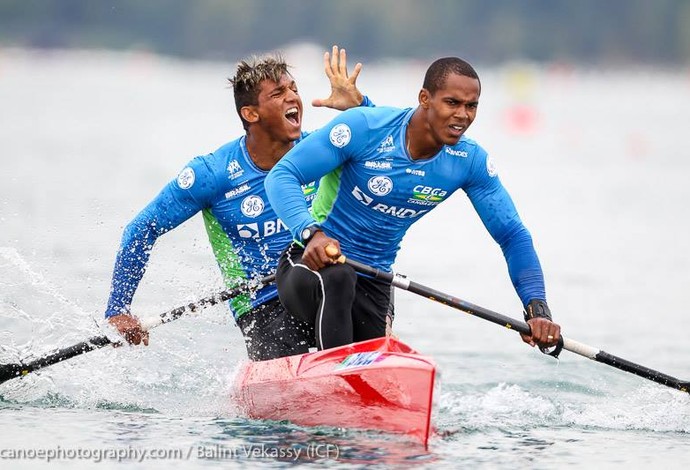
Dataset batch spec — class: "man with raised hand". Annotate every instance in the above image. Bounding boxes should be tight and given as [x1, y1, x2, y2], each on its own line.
[105, 46, 374, 360]
[265, 57, 561, 352]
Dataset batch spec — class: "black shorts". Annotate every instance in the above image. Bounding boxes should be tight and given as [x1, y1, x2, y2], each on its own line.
[276, 242, 393, 350]
[235, 297, 315, 361]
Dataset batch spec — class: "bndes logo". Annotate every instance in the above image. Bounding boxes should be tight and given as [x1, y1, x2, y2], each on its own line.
[371, 203, 428, 219]
[445, 148, 468, 158]
[237, 219, 289, 239]
[352, 186, 373, 205]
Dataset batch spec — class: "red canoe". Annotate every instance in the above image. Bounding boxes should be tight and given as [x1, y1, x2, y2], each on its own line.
[232, 337, 437, 448]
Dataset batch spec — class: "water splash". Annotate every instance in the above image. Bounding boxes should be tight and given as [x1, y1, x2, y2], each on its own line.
[436, 383, 559, 432]
[435, 380, 690, 436]
[0, 247, 101, 363]
[561, 385, 690, 433]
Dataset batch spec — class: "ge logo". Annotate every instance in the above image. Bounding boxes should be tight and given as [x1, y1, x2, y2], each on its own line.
[176, 167, 195, 189]
[240, 195, 264, 218]
[367, 176, 393, 196]
[329, 123, 351, 148]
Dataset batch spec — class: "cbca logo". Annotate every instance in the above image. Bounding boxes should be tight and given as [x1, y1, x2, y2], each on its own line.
[301, 181, 317, 197]
[412, 185, 447, 202]
[367, 176, 393, 196]
[240, 195, 264, 217]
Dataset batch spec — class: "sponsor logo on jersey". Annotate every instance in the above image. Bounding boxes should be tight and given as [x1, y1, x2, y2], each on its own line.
[237, 219, 288, 239]
[364, 160, 393, 170]
[486, 155, 498, 177]
[371, 203, 428, 219]
[405, 168, 426, 177]
[240, 195, 264, 218]
[227, 159, 245, 180]
[237, 223, 259, 239]
[376, 135, 395, 153]
[301, 181, 317, 196]
[367, 176, 393, 196]
[352, 184, 428, 218]
[225, 183, 251, 199]
[445, 147, 469, 158]
[329, 123, 351, 148]
[352, 186, 373, 205]
[176, 167, 195, 189]
[411, 185, 448, 203]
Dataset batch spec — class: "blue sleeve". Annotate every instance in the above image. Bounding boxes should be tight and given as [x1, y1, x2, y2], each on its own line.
[464, 148, 546, 307]
[265, 108, 370, 241]
[104, 157, 217, 317]
[360, 95, 375, 108]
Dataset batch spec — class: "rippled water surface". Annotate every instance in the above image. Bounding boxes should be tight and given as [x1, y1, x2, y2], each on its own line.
[1, 48, 689, 468]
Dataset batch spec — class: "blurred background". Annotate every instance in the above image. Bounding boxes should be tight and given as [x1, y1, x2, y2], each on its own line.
[0, 0, 690, 68]
[1, 0, 690, 66]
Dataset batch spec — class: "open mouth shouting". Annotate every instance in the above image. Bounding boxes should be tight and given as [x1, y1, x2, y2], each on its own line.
[285, 106, 301, 128]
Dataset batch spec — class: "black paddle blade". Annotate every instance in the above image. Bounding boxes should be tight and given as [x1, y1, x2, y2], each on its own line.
[0, 362, 26, 385]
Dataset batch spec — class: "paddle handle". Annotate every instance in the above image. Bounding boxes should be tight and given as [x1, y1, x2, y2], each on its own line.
[344, 257, 533, 333]
[140, 273, 276, 331]
[562, 338, 689, 393]
[341, 256, 690, 395]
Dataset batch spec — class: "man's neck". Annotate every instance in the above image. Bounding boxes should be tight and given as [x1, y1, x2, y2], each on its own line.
[406, 107, 442, 161]
[244, 132, 294, 171]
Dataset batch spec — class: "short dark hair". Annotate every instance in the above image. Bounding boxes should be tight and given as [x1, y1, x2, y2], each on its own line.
[422, 57, 480, 94]
[228, 54, 292, 130]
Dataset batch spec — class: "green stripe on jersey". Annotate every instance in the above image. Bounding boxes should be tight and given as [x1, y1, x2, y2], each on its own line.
[311, 167, 342, 223]
[202, 209, 252, 316]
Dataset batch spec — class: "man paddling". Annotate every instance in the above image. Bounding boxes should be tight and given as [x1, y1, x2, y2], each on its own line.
[105, 46, 374, 360]
[265, 57, 561, 351]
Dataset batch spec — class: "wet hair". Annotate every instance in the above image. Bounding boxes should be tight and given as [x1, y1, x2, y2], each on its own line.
[422, 57, 481, 95]
[228, 54, 292, 130]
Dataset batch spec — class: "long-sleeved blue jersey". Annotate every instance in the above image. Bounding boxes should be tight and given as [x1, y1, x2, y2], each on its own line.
[105, 97, 376, 319]
[265, 106, 546, 306]
[105, 134, 317, 319]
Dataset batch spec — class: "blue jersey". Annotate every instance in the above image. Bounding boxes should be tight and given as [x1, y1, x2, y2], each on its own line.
[105, 97, 375, 319]
[105, 134, 317, 319]
[265, 106, 546, 306]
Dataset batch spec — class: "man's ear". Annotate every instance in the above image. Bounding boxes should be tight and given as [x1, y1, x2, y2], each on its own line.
[419, 89, 430, 109]
[240, 106, 259, 124]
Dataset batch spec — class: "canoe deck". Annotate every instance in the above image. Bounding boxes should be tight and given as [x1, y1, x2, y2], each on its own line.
[232, 336, 437, 448]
